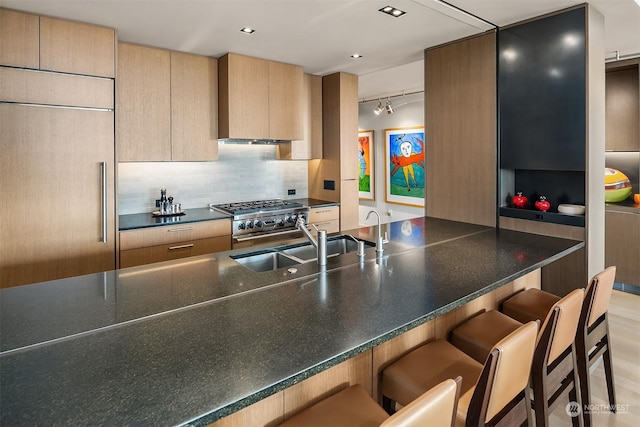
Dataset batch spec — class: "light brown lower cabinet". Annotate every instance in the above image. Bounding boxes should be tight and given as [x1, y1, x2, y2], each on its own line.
[119, 237, 230, 268]
[308, 205, 340, 235]
[119, 219, 231, 268]
[605, 210, 640, 286]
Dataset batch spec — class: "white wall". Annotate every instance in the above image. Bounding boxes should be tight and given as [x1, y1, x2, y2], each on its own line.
[358, 91, 425, 225]
[118, 144, 309, 214]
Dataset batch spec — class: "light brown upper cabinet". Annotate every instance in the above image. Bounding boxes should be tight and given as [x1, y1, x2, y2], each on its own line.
[40, 16, 115, 78]
[278, 73, 323, 160]
[0, 8, 115, 78]
[218, 54, 269, 140]
[117, 43, 218, 161]
[0, 9, 39, 68]
[605, 61, 639, 151]
[117, 43, 171, 161]
[268, 60, 304, 140]
[218, 53, 303, 141]
[170, 51, 218, 161]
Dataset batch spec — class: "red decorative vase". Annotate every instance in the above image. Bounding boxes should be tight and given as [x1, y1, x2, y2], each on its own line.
[513, 192, 528, 209]
[535, 196, 551, 212]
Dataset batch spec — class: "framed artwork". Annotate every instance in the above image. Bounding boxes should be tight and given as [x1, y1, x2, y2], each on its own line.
[358, 129, 375, 200]
[384, 126, 425, 207]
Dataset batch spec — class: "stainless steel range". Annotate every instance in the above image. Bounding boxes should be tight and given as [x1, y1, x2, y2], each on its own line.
[210, 199, 309, 248]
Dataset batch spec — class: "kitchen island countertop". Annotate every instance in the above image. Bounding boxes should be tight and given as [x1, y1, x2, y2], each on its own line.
[0, 217, 583, 426]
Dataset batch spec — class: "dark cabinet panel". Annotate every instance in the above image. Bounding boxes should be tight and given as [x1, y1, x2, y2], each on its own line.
[499, 7, 586, 171]
[498, 6, 589, 228]
[606, 65, 640, 152]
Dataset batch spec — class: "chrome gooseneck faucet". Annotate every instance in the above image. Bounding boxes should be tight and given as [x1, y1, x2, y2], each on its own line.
[296, 217, 327, 267]
[366, 210, 388, 255]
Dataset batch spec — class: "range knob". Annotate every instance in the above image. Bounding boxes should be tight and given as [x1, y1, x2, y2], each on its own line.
[255, 220, 263, 228]
[277, 219, 285, 227]
[238, 222, 246, 230]
[246, 220, 254, 229]
[286, 215, 295, 223]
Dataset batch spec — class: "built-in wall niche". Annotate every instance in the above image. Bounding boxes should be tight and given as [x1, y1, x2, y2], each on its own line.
[498, 6, 587, 228]
[499, 169, 585, 226]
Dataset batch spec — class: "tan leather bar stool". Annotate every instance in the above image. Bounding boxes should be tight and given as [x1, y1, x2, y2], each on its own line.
[575, 267, 617, 427]
[450, 289, 585, 427]
[501, 267, 617, 427]
[381, 321, 538, 427]
[279, 377, 462, 427]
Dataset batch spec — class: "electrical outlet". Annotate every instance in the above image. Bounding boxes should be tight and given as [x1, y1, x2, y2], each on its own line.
[288, 189, 296, 195]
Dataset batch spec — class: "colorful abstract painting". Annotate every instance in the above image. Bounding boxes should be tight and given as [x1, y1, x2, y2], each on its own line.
[384, 126, 425, 207]
[358, 130, 374, 200]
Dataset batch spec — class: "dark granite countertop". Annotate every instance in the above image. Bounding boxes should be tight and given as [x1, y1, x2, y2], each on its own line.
[605, 201, 640, 214]
[119, 207, 232, 231]
[289, 197, 340, 208]
[0, 217, 583, 426]
[118, 200, 338, 231]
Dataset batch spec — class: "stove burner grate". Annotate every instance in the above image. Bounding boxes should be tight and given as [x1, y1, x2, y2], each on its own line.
[212, 199, 303, 215]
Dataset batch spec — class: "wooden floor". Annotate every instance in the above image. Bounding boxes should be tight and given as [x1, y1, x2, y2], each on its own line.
[549, 290, 640, 426]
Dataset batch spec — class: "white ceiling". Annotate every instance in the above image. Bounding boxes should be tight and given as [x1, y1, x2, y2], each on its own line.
[3, 0, 639, 99]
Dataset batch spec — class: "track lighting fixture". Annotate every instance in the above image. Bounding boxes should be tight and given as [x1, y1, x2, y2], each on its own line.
[362, 90, 423, 117]
[373, 99, 384, 115]
[385, 98, 394, 114]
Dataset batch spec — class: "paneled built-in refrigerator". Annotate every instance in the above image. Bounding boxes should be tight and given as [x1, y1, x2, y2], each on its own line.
[0, 68, 116, 288]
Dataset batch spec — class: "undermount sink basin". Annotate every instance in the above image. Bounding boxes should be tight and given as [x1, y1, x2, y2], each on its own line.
[281, 236, 373, 260]
[231, 251, 301, 272]
[230, 235, 375, 273]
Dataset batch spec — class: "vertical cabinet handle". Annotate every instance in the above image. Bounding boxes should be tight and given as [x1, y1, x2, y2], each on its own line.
[101, 161, 107, 244]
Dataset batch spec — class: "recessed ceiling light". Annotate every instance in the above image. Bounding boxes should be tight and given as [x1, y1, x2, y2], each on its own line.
[351, 53, 363, 59]
[240, 27, 256, 34]
[379, 5, 406, 18]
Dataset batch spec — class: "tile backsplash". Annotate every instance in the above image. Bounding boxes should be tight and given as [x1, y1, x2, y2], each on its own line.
[118, 144, 309, 214]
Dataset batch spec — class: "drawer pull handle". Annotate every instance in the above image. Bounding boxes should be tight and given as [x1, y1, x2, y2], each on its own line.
[168, 244, 194, 250]
[100, 161, 108, 244]
[168, 227, 193, 233]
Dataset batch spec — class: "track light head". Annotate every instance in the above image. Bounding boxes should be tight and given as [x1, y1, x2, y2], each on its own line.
[373, 100, 384, 115]
[385, 99, 394, 114]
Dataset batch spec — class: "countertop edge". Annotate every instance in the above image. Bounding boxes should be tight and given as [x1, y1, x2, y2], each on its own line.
[605, 203, 640, 214]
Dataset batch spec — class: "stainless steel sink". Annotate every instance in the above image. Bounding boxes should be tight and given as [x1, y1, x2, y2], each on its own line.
[230, 235, 374, 272]
[231, 251, 301, 272]
[281, 235, 372, 260]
